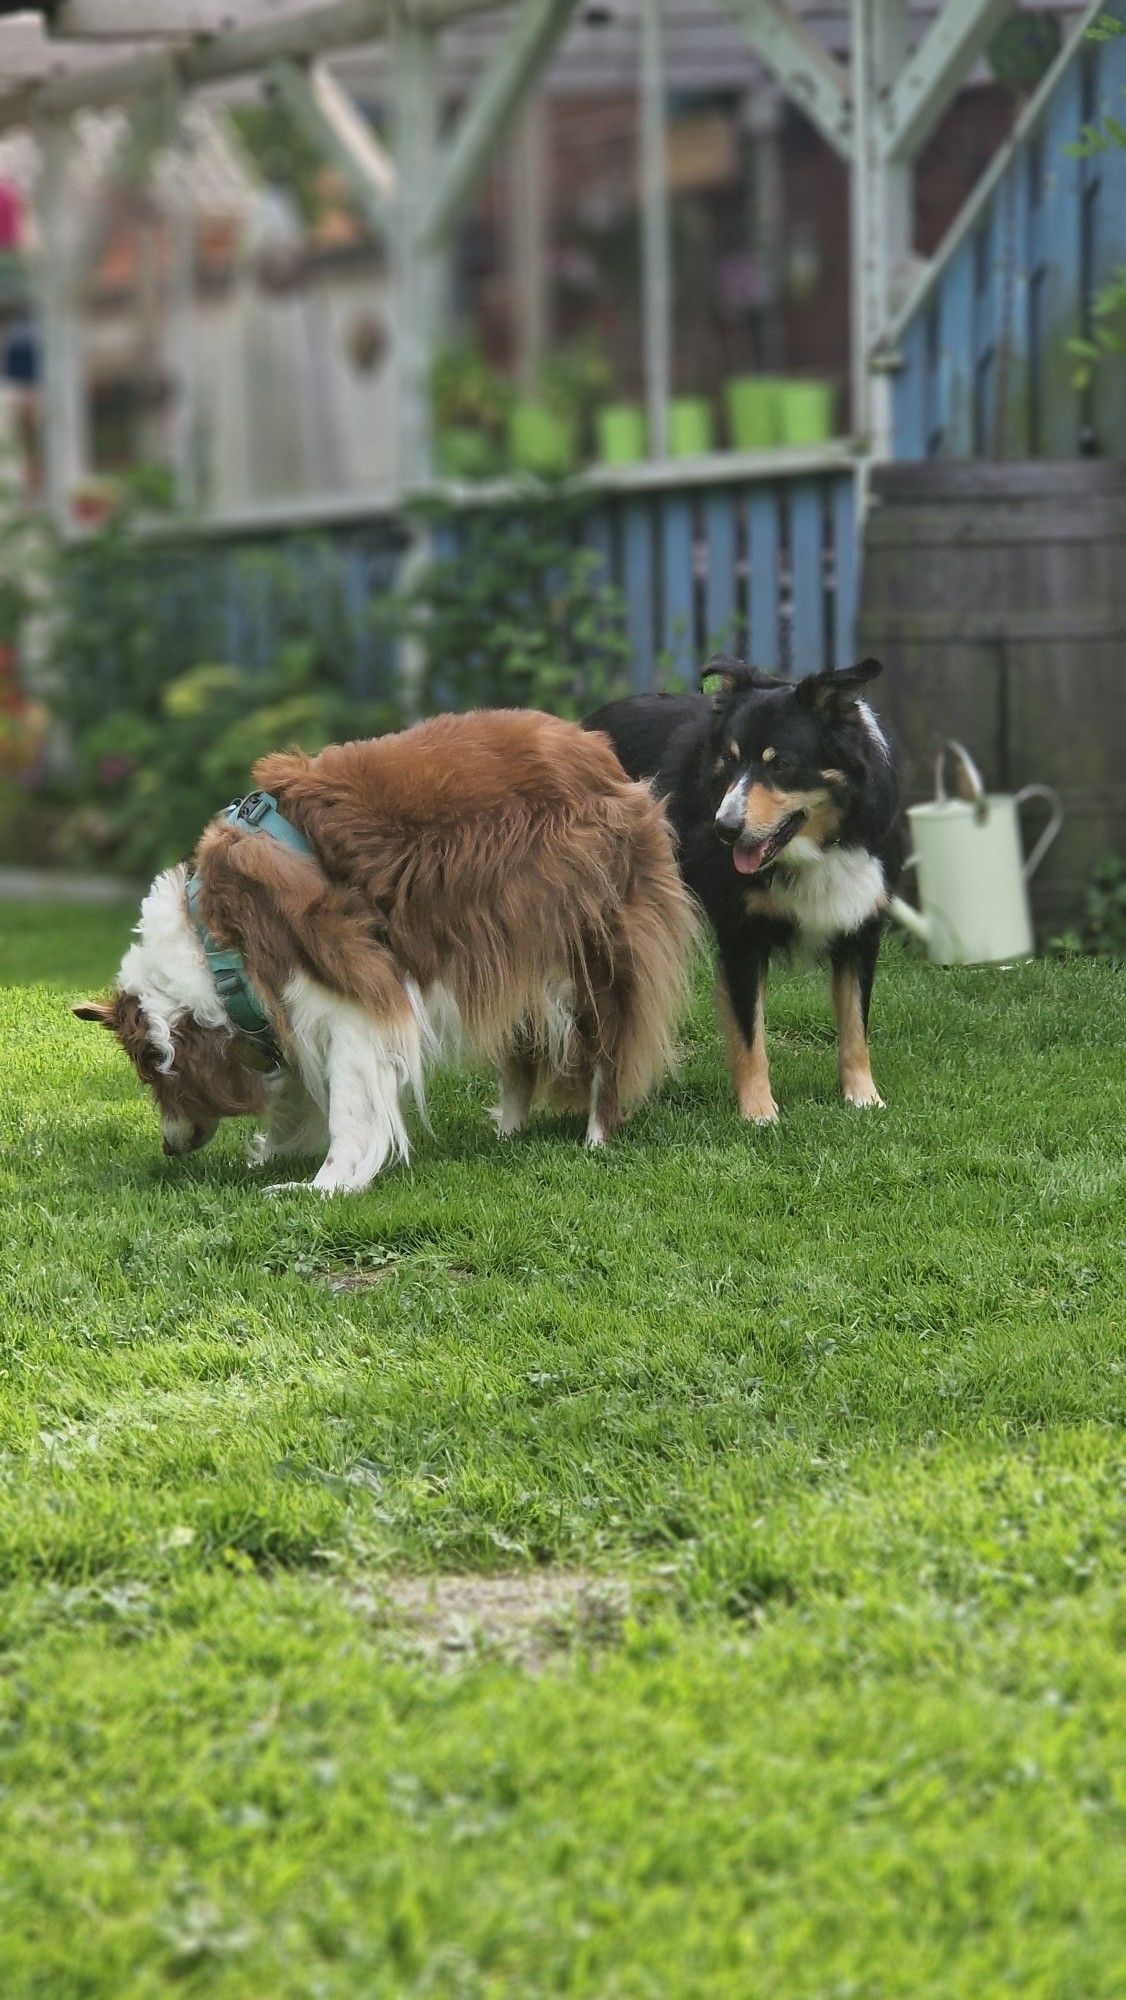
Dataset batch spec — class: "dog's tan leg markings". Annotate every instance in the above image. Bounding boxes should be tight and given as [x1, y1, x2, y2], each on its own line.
[832, 960, 884, 1108]
[718, 979, 778, 1125]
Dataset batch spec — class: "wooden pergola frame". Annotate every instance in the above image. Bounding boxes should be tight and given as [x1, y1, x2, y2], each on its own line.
[0, 0, 1036, 525]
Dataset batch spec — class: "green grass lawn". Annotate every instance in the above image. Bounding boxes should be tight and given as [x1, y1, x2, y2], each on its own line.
[1, 899, 1123, 1999]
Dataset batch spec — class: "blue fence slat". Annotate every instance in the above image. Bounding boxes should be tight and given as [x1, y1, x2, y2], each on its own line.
[971, 199, 998, 453]
[702, 488, 738, 650]
[580, 505, 614, 590]
[893, 314, 928, 459]
[659, 493, 696, 684]
[1038, 57, 1083, 455]
[344, 543, 372, 698]
[789, 480, 826, 677]
[830, 473, 857, 668]
[939, 237, 975, 457]
[746, 485, 780, 670]
[992, 153, 1030, 456]
[622, 498, 656, 689]
[1092, 30, 1126, 449]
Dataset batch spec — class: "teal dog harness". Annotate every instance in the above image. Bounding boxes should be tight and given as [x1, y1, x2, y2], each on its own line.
[186, 790, 314, 1064]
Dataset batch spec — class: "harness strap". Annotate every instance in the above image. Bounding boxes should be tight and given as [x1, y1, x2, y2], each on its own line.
[186, 790, 314, 1062]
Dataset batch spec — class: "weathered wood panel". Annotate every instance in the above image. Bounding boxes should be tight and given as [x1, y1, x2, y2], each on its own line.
[858, 460, 1126, 933]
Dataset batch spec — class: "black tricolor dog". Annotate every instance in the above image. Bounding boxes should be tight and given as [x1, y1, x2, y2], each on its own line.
[587, 658, 905, 1123]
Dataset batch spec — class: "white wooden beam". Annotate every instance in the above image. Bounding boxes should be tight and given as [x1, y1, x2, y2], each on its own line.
[168, 112, 200, 512]
[640, 0, 671, 460]
[35, 119, 88, 528]
[267, 57, 395, 235]
[508, 96, 549, 393]
[391, 16, 441, 487]
[850, 0, 911, 455]
[883, 0, 1014, 162]
[0, 0, 486, 135]
[720, 0, 852, 159]
[421, 0, 580, 246]
[49, 1, 247, 35]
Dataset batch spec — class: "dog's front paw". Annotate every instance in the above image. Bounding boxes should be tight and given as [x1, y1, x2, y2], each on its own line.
[843, 1080, 885, 1109]
[739, 1091, 779, 1126]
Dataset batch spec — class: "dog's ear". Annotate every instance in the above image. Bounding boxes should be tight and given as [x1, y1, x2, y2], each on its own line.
[72, 1000, 116, 1026]
[796, 657, 883, 714]
[699, 655, 752, 698]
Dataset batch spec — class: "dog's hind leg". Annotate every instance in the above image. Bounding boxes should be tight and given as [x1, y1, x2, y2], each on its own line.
[830, 918, 885, 1108]
[493, 1028, 538, 1138]
[717, 938, 778, 1125]
[585, 1063, 621, 1148]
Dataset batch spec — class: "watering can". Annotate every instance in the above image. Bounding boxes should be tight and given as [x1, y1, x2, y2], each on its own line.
[888, 741, 1063, 965]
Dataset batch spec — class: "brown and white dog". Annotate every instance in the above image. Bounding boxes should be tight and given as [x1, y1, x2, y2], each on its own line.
[74, 710, 697, 1193]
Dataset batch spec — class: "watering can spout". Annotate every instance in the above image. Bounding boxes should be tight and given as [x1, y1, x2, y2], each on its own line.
[887, 893, 932, 945]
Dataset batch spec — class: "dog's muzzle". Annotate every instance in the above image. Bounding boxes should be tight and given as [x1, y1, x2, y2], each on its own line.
[716, 808, 808, 876]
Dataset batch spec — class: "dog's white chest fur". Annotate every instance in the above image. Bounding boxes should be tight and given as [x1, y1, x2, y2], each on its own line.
[767, 840, 886, 945]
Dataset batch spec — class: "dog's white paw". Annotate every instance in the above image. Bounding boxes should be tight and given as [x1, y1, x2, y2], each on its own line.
[490, 1106, 526, 1139]
[263, 1179, 316, 1197]
[844, 1083, 885, 1110]
[740, 1094, 779, 1126]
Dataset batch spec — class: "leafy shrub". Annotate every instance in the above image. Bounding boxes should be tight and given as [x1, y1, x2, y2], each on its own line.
[1050, 853, 1126, 961]
[389, 491, 631, 718]
[64, 658, 395, 876]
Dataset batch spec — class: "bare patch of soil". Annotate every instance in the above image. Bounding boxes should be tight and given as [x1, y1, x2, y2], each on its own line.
[350, 1571, 631, 1672]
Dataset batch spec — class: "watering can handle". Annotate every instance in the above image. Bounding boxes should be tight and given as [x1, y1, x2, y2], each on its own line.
[1014, 783, 1064, 882]
[934, 740, 988, 818]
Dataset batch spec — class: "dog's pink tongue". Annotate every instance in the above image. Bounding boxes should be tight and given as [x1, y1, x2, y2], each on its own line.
[733, 841, 769, 876]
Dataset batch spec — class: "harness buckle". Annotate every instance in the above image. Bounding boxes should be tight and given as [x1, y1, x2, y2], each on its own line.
[229, 790, 276, 829]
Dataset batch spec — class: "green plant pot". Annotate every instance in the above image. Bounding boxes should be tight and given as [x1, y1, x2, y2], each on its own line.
[725, 375, 782, 450]
[435, 426, 497, 480]
[596, 403, 647, 466]
[668, 398, 714, 458]
[777, 380, 835, 446]
[508, 401, 578, 477]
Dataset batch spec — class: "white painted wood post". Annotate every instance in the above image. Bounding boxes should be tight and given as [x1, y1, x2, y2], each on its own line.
[640, 0, 671, 460]
[169, 117, 200, 511]
[391, 17, 441, 489]
[746, 80, 785, 370]
[850, 0, 911, 457]
[35, 118, 88, 528]
[509, 95, 549, 395]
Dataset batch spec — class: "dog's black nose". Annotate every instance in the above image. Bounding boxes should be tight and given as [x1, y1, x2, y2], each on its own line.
[714, 805, 743, 844]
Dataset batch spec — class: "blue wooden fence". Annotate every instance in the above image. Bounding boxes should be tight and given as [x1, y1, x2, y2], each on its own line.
[97, 453, 858, 720]
[570, 461, 858, 683]
[893, 3, 1126, 460]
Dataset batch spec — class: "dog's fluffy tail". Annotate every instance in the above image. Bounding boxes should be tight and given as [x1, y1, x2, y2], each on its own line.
[608, 782, 699, 1109]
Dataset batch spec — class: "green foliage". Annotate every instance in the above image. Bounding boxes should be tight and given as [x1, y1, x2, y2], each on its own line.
[1, 932, 1125, 1995]
[1067, 265, 1126, 386]
[22, 490, 405, 873]
[389, 492, 631, 718]
[431, 334, 615, 477]
[1066, 11, 1126, 387]
[228, 99, 335, 227]
[68, 656, 391, 876]
[431, 341, 514, 475]
[1050, 851, 1126, 959]
[987, 11, 1062, 93]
